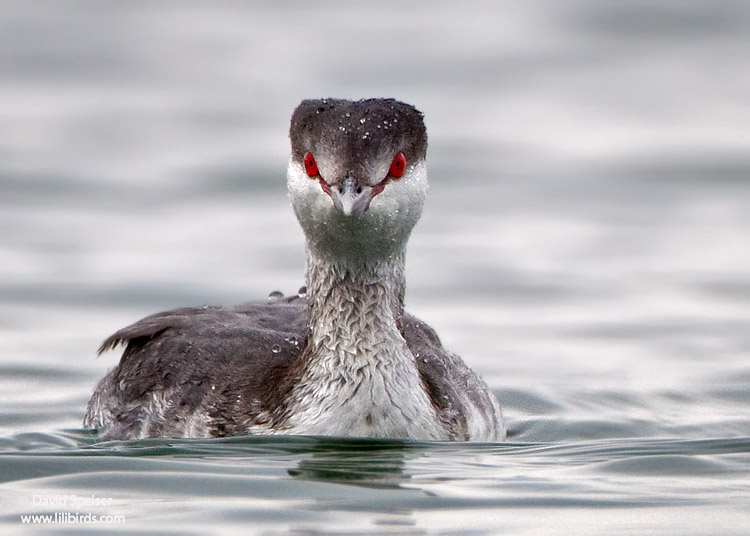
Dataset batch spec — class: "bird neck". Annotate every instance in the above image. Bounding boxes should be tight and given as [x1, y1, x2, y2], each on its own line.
[282, 247, 444, 439]
[304, 248, 406, 342]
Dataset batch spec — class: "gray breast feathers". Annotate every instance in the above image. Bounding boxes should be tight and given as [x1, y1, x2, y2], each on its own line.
[86, 296, 502, 440]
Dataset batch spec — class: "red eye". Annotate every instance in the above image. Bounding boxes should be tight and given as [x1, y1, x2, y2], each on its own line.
[389, 152, 406, 179]
[303, 152, 319, 177]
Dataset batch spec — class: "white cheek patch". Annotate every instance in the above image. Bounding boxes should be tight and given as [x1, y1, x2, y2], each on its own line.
[288, 162, 331, 218]
[370, 160, 427, 222]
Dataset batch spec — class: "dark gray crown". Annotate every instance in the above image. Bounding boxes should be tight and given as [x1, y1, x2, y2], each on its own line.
[289, 98, 428, 169]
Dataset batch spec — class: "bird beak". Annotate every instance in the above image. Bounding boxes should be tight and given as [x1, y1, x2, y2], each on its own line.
[330, 177, 377, 216]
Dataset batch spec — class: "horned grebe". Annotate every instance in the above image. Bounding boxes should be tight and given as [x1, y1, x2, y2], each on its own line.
[84, 98, 505, 441]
